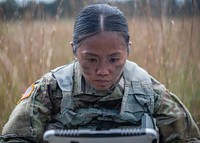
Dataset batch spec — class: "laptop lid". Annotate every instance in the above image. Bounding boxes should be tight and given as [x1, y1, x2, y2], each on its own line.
[43, 128, 159, 143]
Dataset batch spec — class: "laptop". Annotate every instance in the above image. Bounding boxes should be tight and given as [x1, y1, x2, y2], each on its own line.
[43, 128, 159, 143]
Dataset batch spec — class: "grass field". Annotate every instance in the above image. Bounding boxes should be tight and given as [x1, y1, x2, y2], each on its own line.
[0, 16, 200, 130]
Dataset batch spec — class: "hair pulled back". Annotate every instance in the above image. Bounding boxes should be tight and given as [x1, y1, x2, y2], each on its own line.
[73, 3, 130, 54]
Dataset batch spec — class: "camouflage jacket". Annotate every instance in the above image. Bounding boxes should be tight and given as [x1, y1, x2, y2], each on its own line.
[1, 60, 200, 143]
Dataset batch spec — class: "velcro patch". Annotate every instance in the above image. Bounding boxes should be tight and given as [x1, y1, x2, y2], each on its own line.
[17, 83, 34, 104]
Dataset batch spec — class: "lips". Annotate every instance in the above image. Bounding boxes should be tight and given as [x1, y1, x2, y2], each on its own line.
[94, 79, 110, 82]
[94, 80, 111, 86]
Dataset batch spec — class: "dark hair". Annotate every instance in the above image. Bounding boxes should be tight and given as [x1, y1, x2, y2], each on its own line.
[72, 3, 130, 54]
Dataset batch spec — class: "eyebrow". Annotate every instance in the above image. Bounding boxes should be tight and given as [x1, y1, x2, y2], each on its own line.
[82, 52, 98, 57]
[108, 52, 123, 57]
[83, 51, 123, 57]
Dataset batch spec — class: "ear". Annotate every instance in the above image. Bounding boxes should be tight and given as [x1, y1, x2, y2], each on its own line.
[70, 42, 77, 56]
[70, 42, 73, 48]
[128, 41, 132, 54]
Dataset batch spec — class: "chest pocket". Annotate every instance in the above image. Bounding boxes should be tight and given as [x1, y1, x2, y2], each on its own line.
[120, 81, 154, 124]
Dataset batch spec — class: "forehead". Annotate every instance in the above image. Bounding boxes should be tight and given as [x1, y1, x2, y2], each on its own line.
[78, 32, 127, 53]
[86, 31, 125, 43]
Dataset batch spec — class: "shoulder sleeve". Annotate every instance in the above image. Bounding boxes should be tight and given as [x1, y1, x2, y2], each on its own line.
[1, 72, 59, 142]
[151, 77, 200, 142]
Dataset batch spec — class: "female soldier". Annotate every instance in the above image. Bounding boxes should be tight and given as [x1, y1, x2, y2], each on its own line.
[1, 3, 200, 143]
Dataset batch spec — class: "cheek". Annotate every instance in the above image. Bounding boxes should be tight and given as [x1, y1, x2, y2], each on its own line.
[113, 64, 124, 76]
[112, 59, 126, 77]
[79, 61, 94, 75]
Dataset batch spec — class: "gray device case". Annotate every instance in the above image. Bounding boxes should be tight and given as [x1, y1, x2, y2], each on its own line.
[43, 128, 159, 143]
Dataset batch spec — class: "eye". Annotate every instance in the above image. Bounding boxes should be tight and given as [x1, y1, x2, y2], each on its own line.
[109, 58, 119, 63]
[88, 58, 97, 63]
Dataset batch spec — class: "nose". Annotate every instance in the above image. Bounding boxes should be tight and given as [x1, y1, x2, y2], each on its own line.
[96, 62, 109, 76]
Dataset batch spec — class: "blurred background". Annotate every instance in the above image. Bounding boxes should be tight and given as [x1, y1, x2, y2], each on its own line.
[0, 0, 200, 130]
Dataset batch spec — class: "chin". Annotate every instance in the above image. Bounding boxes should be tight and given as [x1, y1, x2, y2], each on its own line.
[93, 85, 110, 91]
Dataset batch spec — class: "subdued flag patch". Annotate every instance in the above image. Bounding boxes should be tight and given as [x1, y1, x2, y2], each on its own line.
[17, 83, 34, 104]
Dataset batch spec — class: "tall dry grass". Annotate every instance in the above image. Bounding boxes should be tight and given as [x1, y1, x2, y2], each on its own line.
[0, 15, 200, 130]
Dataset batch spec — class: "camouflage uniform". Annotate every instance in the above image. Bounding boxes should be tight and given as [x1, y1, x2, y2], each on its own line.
[1, 60, 200, 143]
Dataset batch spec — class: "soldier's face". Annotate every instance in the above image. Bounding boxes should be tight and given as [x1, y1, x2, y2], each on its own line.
[75, 32, 129, 91]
